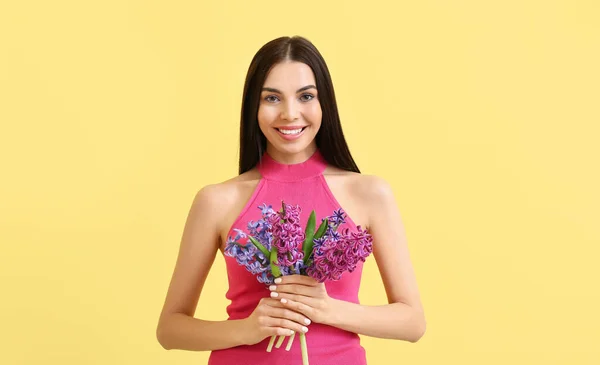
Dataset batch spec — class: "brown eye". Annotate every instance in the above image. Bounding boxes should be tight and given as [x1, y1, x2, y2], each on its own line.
[264, 95, 279, 103]
[300, 93, 315, 102]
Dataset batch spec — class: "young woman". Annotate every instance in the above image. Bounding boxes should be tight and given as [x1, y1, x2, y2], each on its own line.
[156, 35, 426, 364]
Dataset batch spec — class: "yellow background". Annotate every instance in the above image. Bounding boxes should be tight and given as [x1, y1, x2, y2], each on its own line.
[1, 1, 598, 364]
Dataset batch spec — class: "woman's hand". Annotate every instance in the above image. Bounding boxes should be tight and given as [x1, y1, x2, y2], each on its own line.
[268, 275, 337, 325]
[240, 297, 312, 346]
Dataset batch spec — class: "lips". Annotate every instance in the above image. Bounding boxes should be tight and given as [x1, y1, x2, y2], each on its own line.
[275, 126, 308, 131]
[274, 126, 307, 140]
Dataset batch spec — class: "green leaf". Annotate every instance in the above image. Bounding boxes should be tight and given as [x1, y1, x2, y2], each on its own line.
[248, 236, 270, 258]
[270, 246, 281, 277]
[314, 218, 328, 239]
[302, 210, 316, 262]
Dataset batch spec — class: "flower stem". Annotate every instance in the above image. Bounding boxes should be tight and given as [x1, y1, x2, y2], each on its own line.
[266, 335, 276, 352]
[299, 332, 309, 365]
[285, 332, 296, 351]
[275, 335, 285, 348]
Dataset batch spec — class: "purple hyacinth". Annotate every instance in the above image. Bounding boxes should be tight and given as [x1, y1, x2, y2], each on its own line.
[258, 203, 276, 217]
[246, 203, 277, 252]
[257, 271, 275, 284]
[223, 203, 282, 286]
[224, 237, 242, 257]
[306, 225, 373, 283]
[247, 219, 272, 252]
[224, 231, 269, 280]
[328, 208, 347, 226]
[280, 259, 306, 276]
[225, 202, 373, 286]
[269, 202, 305, 270]
[245, 259, 268, 275]
[225, 239, 257, 265]
[346, 226, 374, 262]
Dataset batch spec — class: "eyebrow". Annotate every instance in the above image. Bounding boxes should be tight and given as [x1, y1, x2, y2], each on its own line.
[261, 85, 317, 93]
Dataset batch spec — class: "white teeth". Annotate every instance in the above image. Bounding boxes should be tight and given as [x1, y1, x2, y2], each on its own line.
[278, 128, 303, 135]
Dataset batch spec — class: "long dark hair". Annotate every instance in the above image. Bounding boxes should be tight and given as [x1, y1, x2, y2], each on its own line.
[238, 35, 360, 175]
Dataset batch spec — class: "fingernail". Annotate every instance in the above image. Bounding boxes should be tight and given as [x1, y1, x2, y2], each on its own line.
[269, 285, 276, 291]
[290, 330, 294, 335]
[270, 291, 278, 298]
[302, 326, 308, 333]
[274, 278, 282, 284]
[281, 298, 288, 304]
[304, 318, 311, 325]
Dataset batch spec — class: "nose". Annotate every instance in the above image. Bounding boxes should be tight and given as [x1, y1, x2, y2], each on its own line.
[280, 99, 300, 121]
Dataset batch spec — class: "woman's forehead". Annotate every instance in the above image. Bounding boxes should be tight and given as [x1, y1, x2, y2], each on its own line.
[263, 61, 316, 91]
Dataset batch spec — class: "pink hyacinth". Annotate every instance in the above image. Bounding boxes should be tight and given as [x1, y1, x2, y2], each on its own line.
[269, 203, 305, 268]
[307, 225, 373, 283]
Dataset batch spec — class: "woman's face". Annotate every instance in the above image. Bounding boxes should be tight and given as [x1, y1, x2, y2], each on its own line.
[258, 61, 322, 162]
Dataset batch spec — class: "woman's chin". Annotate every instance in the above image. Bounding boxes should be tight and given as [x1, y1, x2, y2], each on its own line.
[267, 139, 317, 157]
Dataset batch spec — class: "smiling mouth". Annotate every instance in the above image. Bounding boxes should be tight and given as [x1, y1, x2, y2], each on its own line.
[275, 127, 307, 135]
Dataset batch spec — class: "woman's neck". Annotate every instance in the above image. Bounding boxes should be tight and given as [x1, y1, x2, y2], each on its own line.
[265, 143, 318, 165]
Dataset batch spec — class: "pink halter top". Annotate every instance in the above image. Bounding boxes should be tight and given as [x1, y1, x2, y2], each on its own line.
[208, 149, 367, 365]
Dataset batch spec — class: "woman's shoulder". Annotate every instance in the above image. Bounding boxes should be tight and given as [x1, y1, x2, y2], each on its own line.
[192, 169, 263, 242]
[324, 166, 395, 201]
[195, 168, 262, 205]
[323, 167, 397, 230]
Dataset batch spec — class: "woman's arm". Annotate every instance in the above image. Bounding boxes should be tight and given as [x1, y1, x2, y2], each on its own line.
[157, 314, 248, 351]
[326, 297, 425, 342]
[156, 185, 246, 351]
[274, 276, 425, 342]
[273, 175, 426, 342]
[336, 174, 426, 341]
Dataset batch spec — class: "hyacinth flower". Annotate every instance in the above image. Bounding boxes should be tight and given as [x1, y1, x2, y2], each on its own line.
[303, 207, 374, 282]
[224, 204, 277, 285]
[263, 202, 309, 353]
[281, 208, 373, 364]
[224, 202, 374, 365]
[224, 202, 310, 355]
[306, 224, 373, 283]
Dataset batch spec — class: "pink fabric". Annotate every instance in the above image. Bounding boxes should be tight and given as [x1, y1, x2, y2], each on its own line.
[208, 149, 367, 365]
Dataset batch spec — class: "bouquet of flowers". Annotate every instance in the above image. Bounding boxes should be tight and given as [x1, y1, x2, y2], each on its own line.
[224, 201, 373, 365]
